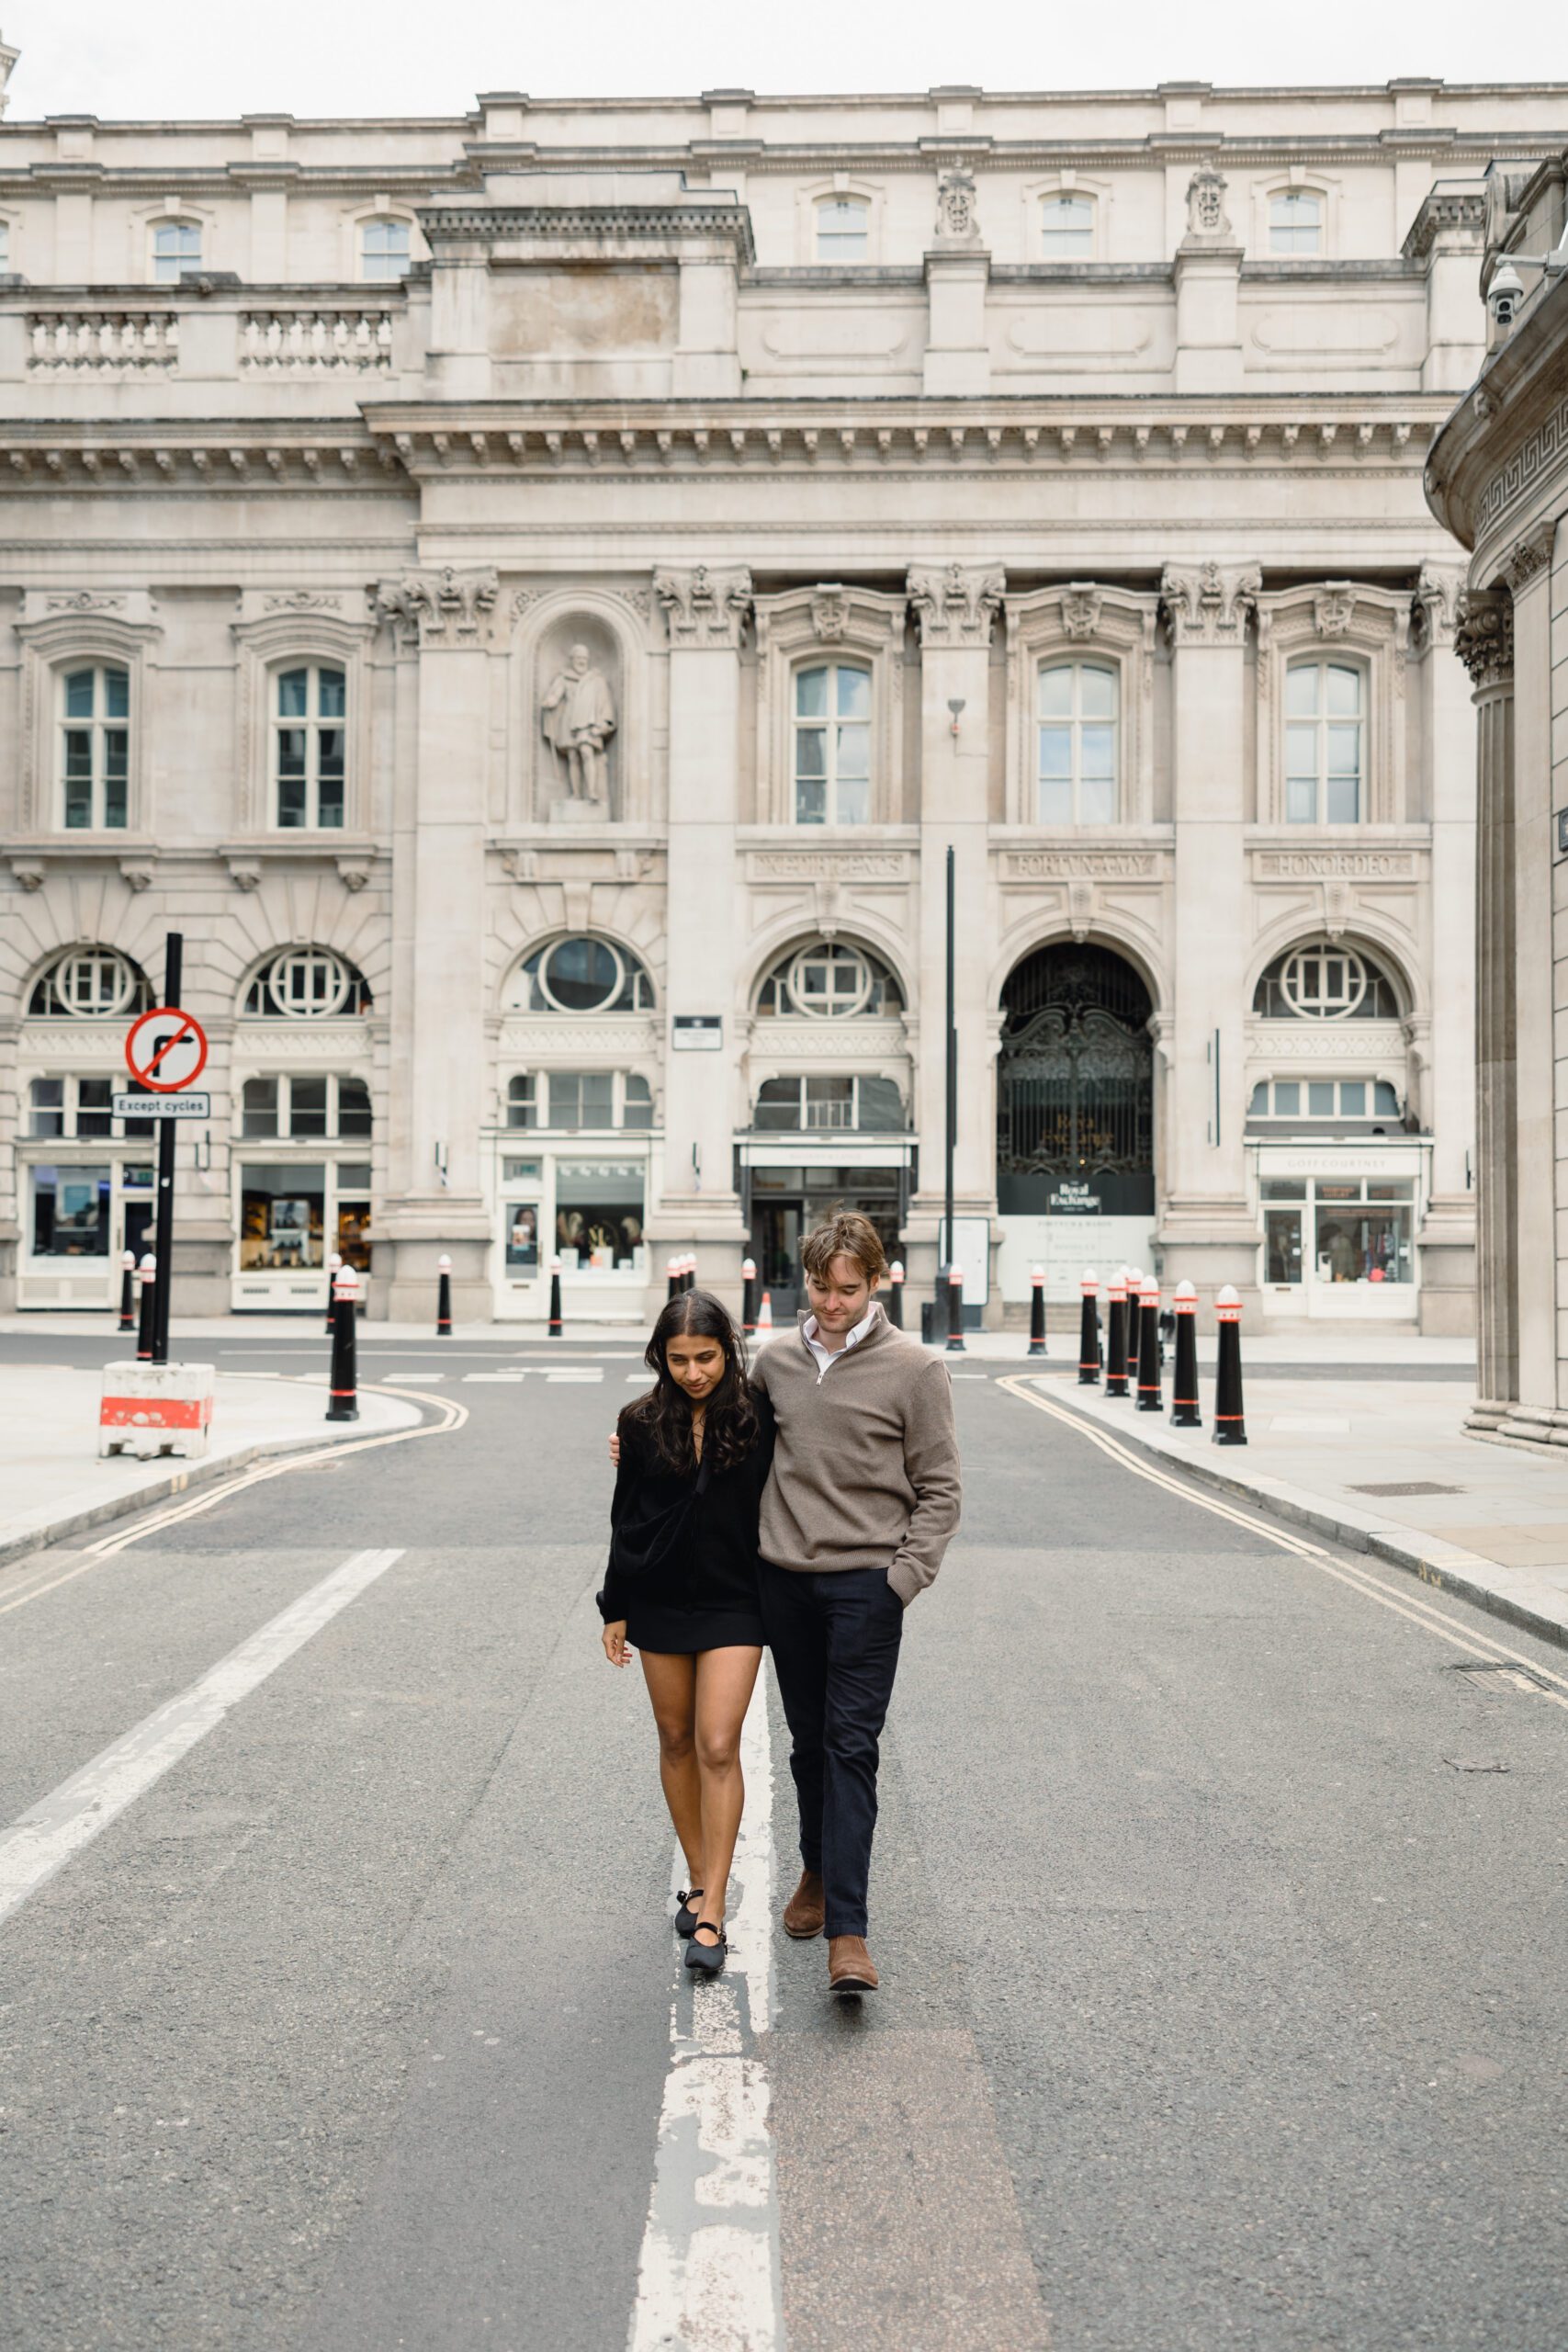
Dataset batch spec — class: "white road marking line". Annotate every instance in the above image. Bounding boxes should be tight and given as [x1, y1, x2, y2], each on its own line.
[0, 1547, 404, 1928]
[1000, 1377, 1568, 1710]
[381, 1372, 447, 1383]
[544, 1368, 604, 1384]
[629, 1685, 783, 2352]
[462, 1372, 528, 1383]
[626, 1373, 652, 1384]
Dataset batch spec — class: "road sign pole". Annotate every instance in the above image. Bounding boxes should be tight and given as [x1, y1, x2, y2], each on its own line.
[151, 933, 183, 1365]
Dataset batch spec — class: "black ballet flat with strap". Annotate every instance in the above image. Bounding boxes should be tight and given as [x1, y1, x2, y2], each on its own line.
[675, 1888, 705, 1939]
[684, 1921, 728, 1977]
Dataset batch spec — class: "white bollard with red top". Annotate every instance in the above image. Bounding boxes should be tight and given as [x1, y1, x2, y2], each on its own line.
[326, 1262, 361, 1421]
[886, 1258, 906, 1329]
[1028, 1263, 1046, 1358]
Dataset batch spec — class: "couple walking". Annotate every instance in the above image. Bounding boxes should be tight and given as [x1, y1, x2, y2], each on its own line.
[599, 1211, 962, 1994]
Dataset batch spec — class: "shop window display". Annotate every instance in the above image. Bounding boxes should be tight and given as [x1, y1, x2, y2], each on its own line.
[555, 1158, 644, 1269]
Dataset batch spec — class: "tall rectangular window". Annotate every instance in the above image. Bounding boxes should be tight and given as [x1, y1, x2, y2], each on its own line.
[1285, 662, 1362, 824]
[1269, 194, 1322, 255]
[1037, 662, 1117, 825]
[275, 665, 346, 830]
[60, 665, 130, 831]
[795, 664, 871, 826]
[1041, 195, 1094, 256]
[360, 218, 411, 281]
[152, 220, 203, 281]
[816, 199, 868, 261]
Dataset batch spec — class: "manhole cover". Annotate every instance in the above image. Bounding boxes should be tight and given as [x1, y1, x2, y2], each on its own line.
[1348, 1481, 1465, 1497]
[1449, 1659, 1553, 1695]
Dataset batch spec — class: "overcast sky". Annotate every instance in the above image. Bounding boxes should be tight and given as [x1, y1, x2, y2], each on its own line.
[3, 0, 1563, 119]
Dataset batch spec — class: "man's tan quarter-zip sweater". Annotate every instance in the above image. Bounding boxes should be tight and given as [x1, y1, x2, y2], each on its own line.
[748, 1306, 962, 1606]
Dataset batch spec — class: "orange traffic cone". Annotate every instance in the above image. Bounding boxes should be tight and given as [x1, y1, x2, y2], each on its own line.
[757, 1288, 773, 1334]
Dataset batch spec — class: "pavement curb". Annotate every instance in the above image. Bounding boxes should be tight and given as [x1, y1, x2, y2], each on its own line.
[0, 1390, 424, 1571]
[1035, 1381, 1568, 1657]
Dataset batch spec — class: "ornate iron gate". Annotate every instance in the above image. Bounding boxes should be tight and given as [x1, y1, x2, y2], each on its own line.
[997, 944, 1156, 1215]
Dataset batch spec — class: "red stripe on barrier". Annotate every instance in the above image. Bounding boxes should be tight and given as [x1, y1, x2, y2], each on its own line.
[100, 1396, 210, 1429]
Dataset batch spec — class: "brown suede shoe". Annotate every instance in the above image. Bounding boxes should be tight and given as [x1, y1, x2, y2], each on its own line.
[828, 1935, 879, 1995]
[783, 1869, 825, 1939]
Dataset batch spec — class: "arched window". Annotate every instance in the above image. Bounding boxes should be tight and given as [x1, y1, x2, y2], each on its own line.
[274, 664, 346, 830]
[816, 198, 868, 261]
[151, 219, 203, 282]
[794, 663, 871, 825]
[360, 217, 412, 282]
[1253, 942, 1401, 1021]
[1037, 662, 1117, 825]
[60, 664, 130, 831]
[1269, 193, 1322, 255]
[243, 948, 372, 1018]
[28, 947, 150, 1019]
[504, 937, 655, 1015]
[1041, 195, 1094, 256]
[1285, 661, 1362, 824]
[755, 942, 904, 1019]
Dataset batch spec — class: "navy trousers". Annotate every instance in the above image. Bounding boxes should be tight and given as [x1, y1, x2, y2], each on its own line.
[759, 1563, 904, 1939]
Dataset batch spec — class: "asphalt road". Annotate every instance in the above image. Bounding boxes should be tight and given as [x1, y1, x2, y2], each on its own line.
[1, 1329, 1564, 2352]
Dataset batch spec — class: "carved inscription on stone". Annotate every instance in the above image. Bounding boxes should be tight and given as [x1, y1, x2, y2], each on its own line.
[1255, 851, 1417, 879]
[1000, 851, 1159, 881]
[748, 851, 909, 881]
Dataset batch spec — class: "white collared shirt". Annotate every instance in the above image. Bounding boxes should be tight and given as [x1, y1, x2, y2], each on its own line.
[802, 1301, 880, 1382]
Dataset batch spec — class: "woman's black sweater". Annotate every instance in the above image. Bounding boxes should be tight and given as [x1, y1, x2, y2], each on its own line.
[598, 1391, 774, 1628]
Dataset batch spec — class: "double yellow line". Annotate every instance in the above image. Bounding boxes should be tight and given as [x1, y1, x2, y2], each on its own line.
[998, 1374, 1568, 1713]
[0, 1383, 466, 1618]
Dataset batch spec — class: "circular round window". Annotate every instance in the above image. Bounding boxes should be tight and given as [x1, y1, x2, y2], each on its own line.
[539, 937, 624, 1013]
[269, 949, 351, 1019]
[1280, 944, 1366, 1020]
[55, 949, 139, 1018]
[785, 944, 874, 1019]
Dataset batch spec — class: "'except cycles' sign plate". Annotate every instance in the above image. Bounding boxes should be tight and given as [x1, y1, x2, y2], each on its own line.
[124, 1005, 209, 1093]
[111, 1092, 210, 1120]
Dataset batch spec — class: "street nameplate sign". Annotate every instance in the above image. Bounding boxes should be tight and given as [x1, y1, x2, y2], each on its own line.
[125, 1005, 209, 1093]
[112, 1091, 210, 1120]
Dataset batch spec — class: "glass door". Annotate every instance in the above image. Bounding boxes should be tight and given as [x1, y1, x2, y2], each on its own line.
[1264, 1207, 1303, 1286]
[754, 1200, 805, 1318]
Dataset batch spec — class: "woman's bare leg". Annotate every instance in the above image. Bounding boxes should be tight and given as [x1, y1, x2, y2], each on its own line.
[639, 1650, 704, 1888]
[691, 1645, 764, 1937]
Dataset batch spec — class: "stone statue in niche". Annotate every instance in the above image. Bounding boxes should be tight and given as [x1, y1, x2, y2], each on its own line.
[540, 642, 616, 813]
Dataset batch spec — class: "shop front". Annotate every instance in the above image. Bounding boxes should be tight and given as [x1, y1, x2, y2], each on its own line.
[1253, 1142, 1428, 1319]
[491, 1144, 652, 1321]
[738, 1138, 912, 1319]
[231, 1156, 373, 1311]
[17, 1152, 157, 1309]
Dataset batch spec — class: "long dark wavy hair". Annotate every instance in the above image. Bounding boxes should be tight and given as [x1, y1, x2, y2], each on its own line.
[623, 1290, 760, 1476]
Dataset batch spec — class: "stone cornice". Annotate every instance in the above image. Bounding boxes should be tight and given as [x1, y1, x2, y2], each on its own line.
[1401, 187, 1488, 262]
[1425, 264, 1568, 554]
[417, 198, 756, 265]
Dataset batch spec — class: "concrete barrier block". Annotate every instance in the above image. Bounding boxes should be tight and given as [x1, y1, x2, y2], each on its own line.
[99, 1361, 216, 1460]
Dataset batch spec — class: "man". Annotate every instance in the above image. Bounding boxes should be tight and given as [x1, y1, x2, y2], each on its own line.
[540, 642, 616, 804]
[749, 1211, 961, 1995]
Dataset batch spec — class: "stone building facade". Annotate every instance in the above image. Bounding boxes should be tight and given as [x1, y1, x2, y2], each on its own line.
[1426, 147, 1568, 1428]
[4, 72, 1564, 1328]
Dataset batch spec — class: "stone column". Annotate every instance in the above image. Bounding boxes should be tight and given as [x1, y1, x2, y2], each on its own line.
[650, 565, 752, 1293]
[372, 566, 500, 1321]
[922, 167, 990, 398]
[1503, 527, 1559, 1415]
[906, 560, 1005, 1313]
[1415, 564, 1478, 1334]
[1157, 561, 1261, 1306]
[1456, 587, 1517, 1418]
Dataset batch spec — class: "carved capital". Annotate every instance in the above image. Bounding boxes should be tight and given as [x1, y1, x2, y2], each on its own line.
[1414, 561, 1465, 649]
[907, 561, 1005, 649]
[1182, 166, 1233, 243]
[1454, 589, 1514, 691]
[45, 591, 126, 614]
[373, 566, 500, 648]
[653, 564, 753, 649]
[934, 165, 981, 244]
[1159, 560, 1260, 646]
[1500, 521, 1557, 599]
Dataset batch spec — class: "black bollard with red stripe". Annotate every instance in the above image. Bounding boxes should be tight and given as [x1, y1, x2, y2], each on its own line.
[944, 1262, 966, 1353]
[1077, 1270, 1100, 1385]
[1213, 1285, 1247, 1444]
[1028, 1263, 1046, 1358]
[136, 1253, 157, 1363]
[548, 1253, 564, 1337]
[741, 1256, 758, 1335]
[1135, 1280, 1162, 1411]
[1104, 1268, 1129, 1397]
[666, 1257, 680, 1304]
[436, 1252, 453, 1337]
[1169, 1279, 1201, 1428]
[118, 1249, 137, 1335]
[886, 1259, 905, 1329]
[1124, 1272, 1144, 1396]
[325, 1264, 360, 1421]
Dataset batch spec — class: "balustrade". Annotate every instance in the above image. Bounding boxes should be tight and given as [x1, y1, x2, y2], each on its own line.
[28, 311, 179, 372]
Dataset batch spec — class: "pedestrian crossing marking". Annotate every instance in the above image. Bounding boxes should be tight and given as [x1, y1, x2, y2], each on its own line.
[544, 1368, 603, 1383]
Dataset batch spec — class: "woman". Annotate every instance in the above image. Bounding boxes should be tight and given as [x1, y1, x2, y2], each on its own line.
[600, 1290, 773, 1978]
